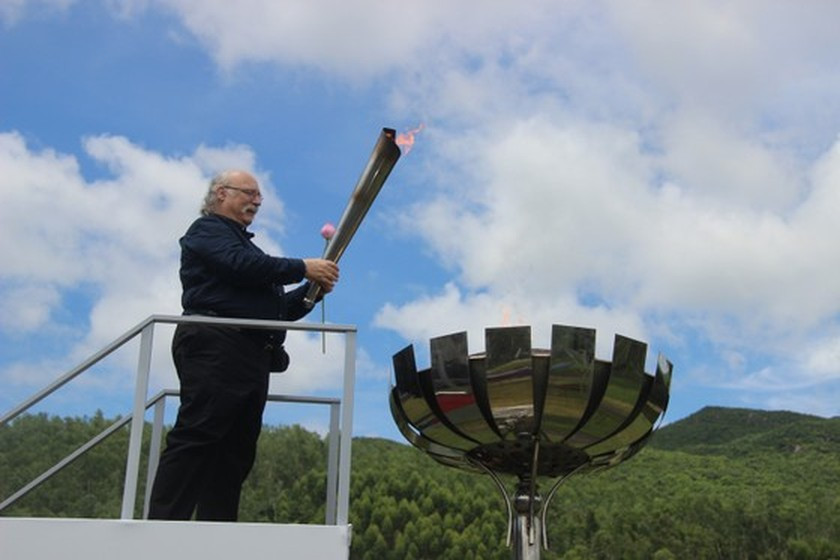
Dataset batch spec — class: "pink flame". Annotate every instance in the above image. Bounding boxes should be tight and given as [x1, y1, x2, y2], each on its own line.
[395, 123, 425, 155]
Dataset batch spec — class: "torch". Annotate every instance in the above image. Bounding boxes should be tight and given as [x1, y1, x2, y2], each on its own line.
[303, 127, 402, 308]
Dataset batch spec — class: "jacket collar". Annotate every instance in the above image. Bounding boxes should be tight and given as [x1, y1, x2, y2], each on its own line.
[210, 213, 255, 239]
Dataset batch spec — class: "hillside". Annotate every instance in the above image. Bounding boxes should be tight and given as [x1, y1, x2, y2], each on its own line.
[649, 405, 840, 455]
[2, 408, 839, 559]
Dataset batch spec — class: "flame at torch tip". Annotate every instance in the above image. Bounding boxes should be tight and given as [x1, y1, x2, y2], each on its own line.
[395, 123, 425, 155]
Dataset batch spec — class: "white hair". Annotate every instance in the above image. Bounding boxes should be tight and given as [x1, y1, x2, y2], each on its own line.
[200, 170, 240, 216]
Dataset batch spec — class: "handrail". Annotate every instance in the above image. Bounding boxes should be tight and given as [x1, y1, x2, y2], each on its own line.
[0, 314, 358, 525]
[1, 314, 355, 427]
[0, 389, 177, 513]
[0, 316, 155, 426]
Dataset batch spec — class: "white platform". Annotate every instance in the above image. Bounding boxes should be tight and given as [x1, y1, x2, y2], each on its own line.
[0, 517, 351, 560]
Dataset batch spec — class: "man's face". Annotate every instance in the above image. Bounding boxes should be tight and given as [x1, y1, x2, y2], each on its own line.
[215, 172, 263, 226]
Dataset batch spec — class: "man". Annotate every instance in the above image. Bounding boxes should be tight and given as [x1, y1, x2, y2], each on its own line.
[148, 169, 339, 521]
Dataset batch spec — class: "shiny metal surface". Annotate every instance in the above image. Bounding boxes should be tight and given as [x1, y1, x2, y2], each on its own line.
[304, 128, 401, 307]
[392, 345, 476, 451]
[584, 353, 672, 456]
[429, 332, 500, 444]
[388, 389, 475, 471]
[563, 335, 648, 448]
[540, 325, 596, 443]
[484, 326, 537, 439]
[390, 325, 671, 475]
[389, 324, 673, 558]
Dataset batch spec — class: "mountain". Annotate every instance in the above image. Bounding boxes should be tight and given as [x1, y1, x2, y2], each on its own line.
[649, 406, 840, 455]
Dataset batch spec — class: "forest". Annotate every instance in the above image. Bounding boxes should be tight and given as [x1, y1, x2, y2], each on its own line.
[1, 406, 839, 559]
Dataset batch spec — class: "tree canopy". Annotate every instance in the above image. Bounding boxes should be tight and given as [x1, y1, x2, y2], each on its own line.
[2, 407, 838, 559]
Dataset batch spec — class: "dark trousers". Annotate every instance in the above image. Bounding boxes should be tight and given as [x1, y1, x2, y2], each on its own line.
[148, 324, 271, 521]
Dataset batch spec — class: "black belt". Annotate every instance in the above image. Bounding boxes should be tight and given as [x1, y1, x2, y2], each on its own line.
[183, 309, 219, 316]
[182, 310, 277, 350]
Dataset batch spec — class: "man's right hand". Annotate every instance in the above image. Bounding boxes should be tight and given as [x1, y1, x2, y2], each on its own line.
[303, 258, 339, 293]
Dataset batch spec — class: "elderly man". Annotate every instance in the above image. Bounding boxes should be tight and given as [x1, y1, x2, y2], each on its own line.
[148, 170, 338, 521]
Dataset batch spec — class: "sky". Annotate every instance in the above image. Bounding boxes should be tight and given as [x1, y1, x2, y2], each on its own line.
[2, 0, 840, 444]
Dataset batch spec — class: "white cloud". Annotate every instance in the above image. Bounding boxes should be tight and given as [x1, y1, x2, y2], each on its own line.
[607, 1, 840, 120]
[0, 132, 198, 334]
[270, 330, 347, 395]
[0, 283, 60, 332]
[271, 329, 386, 395]
[802, 333, 840, 381]
[659, 111, 803, 212]
[375, 282, 649, 364]
[148, 0, 560, 77]
[363, 4, 840, 402]
[0, 131, 288, 393]
[759, 389, 840, 419]
[377, 111, 840, 391]
[112, 0, 840, 155]
[5, 0, 840, 424]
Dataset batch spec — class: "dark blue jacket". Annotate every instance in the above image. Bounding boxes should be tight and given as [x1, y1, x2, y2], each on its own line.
[179, 213, 313, 325]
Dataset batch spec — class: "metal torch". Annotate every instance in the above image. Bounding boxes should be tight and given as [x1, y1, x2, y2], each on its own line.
[303, 127, 402, 308]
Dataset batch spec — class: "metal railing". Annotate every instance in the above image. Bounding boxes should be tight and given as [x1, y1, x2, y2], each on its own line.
[0, 314, 357, 525]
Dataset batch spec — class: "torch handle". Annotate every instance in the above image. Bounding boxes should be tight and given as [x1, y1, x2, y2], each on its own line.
[304, 128, 401, 308]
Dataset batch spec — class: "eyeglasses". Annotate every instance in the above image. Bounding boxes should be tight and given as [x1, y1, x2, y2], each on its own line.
[222, 185, 263, 200]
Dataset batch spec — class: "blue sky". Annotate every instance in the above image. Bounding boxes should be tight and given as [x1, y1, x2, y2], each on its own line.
[2, 1, 840, 443]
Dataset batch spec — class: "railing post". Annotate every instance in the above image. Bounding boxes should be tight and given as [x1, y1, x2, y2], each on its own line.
[143, 395, 167, 519]
[121, 322, 155, 519]
[325, 401, 340, 524]
[336, 330, 356, 526]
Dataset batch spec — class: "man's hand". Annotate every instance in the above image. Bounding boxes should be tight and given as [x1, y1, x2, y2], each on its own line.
[304, 258, 339, 293]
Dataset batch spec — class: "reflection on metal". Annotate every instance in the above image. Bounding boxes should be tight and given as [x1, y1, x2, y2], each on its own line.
[389, 324, 673, 560]
[304, 128, 402, 308]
